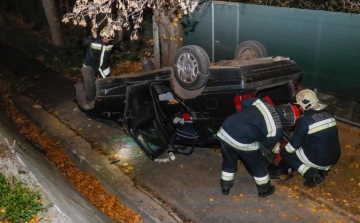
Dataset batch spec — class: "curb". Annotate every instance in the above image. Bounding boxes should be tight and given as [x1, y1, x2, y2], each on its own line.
[0, 108, 111, 223]
[12, 95, 183, 223]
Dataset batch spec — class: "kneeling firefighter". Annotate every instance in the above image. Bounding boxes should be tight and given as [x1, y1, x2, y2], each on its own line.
[280, 89, 341, 188]
[216, 97, 299, 198]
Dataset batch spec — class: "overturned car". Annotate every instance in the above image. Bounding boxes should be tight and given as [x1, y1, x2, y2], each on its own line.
[74, 41, 302, 170]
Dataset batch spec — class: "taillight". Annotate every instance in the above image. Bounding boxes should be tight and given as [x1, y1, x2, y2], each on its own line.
[234, 94, 254, 111]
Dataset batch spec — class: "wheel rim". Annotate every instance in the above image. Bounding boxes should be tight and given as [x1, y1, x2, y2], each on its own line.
[176, 52, 199, 84]
[238, 48, 259, 59]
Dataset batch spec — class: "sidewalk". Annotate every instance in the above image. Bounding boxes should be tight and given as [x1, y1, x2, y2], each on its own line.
[10, 95, 359, 223]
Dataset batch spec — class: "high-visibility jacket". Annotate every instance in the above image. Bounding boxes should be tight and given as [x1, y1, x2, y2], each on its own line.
[284, 109, 341, 168]
[83, 37, 114, 78]
[216, 98, 284, 151]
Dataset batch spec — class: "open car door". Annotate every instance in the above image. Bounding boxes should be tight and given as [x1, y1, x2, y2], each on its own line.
[123, 81, 169, 160]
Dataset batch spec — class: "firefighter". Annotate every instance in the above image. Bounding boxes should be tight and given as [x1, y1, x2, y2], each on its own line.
[83, 27, 115, 78]
[216, 97, 300, 198]
[280, 89, 341, 188]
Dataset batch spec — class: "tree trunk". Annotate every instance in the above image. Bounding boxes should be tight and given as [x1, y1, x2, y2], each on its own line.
[41, 0, 65, 47]
[153, 9, 184, 67]
[0, 2, 6, 26]
[115, 9, 123, 44]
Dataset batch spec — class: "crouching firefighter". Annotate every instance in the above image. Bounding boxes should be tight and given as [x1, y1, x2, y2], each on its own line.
[280, 89, 341, 188]
[216, 97, 299, 198]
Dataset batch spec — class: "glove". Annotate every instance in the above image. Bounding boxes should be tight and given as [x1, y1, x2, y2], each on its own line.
[272, 142, 280, 154]
[173, 117, 185, 125]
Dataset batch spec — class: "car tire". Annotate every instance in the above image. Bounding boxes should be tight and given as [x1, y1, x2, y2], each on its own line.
[234, 40, 268, 60]
[81, 66, 96, 101]
[173, 45, 210, 90]
[142, 60, 156, 71]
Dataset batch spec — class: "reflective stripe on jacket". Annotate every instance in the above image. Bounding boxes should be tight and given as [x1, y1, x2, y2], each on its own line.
[83, 37, 114, 77]
[286, 109, 341, 166]
[216, 98, 283, 151]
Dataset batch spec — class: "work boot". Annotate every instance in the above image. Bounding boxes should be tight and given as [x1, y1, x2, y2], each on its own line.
[258, 185, 275, 198]
[220, 179, 234, 195]
[319, 170, 328, 178]
[303, 172, 324, 188]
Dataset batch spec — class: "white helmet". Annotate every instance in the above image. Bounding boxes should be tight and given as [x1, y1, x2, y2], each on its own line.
[295, 89, 319, 110]
[100, 27, 112, 39]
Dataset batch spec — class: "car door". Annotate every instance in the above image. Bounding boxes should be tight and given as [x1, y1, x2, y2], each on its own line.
[123, 81, 169, 160]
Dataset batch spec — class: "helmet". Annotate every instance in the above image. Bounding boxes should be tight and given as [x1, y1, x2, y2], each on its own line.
[100, 27, 112, 39]
[280, 104, 300, 126]
[295, 89, 319, 110]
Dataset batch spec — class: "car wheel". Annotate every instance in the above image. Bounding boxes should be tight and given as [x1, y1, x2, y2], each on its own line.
[234, 40, 268, 60]
[81, 66, 96, 101]
[173, 45, 210, 90]
[142, 60, 156, 71]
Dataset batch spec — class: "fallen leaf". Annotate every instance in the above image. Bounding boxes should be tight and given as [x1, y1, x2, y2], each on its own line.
[33, 104, 42, 109]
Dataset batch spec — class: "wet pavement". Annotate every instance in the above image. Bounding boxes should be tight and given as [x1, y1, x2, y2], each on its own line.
[1, 41, 360, 222]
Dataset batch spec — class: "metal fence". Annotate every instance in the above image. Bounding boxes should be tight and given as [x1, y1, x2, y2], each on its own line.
[184, 1, 360, 101]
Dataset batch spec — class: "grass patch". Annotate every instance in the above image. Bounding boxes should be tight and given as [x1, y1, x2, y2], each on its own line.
[0, 173, 44, 223]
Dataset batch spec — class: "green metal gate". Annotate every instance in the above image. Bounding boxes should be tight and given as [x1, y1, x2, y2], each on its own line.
[184, 1, 360, 100]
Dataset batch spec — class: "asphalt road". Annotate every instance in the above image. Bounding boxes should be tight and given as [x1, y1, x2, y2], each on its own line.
[1, 41, 359, 223]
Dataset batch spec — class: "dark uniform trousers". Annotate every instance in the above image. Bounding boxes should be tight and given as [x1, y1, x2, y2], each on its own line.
[221, 142, 271, 193]
[280, 149, 319, 180]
